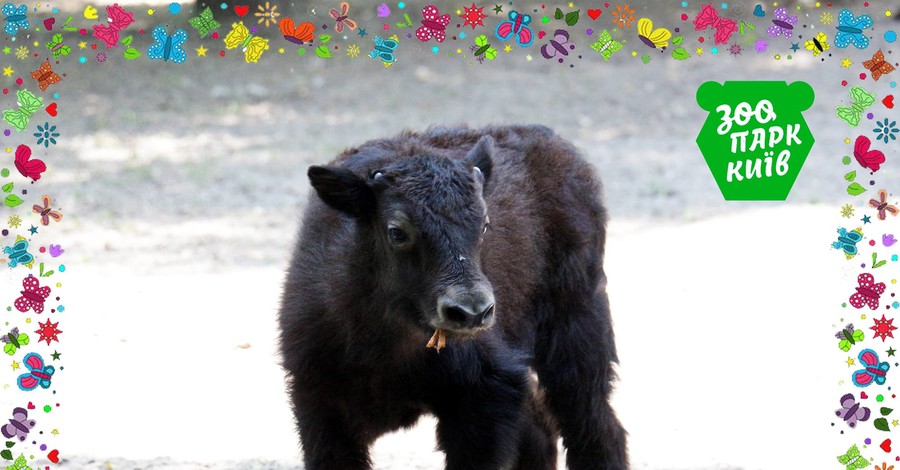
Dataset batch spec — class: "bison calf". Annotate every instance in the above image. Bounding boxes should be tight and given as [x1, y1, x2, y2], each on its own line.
[279, 125, 627, 469]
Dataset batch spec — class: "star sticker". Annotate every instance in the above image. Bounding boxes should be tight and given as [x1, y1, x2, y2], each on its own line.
[862, 215, 872, 224]
[493, 4, 503, 13]
[10, 360, 18, 370]
[871, 315, 897, 341]
[196, 45, 207, 56]
[78, 41, 86, 49]
[790, 42, 799, 52]
[2, 66, 12, 77]
[51, 429, 58, 435]
[28, 226, 37, 234]
[848, 357, 856, 366]
[35, 318, 62, 345]
[504, 44, 511, 52]
[2, 47, 9, 54]
[841, 57, 853, 68]
[893, 420, 899, 427]
[889, 347, 897, 357]
[358, 28, 367, 37]
[51, 350, 60, 360]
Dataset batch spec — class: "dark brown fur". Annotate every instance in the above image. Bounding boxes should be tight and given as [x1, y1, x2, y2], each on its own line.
[279, 125, 627, 469]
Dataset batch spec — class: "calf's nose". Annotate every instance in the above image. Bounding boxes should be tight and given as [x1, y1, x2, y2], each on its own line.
[438, 292, 496, 329]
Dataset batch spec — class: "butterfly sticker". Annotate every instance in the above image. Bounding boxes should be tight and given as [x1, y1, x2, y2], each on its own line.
[92, 3, 134, 48]
[2, 3, 27, 36]
[766, 7, 797, 39]
[189, 6, 220, 39]
[834, 9, 873, 49]
[0, 407, 34, 442]
[415, 5, 450, 43]
[46, 34, 71, 59]
[869, 190, 899, 221]
[3, 236, 32, 268]
[692, 3, 736, 45]
[369, 36, 398, 65]
[13, 145, 45, 182]
[836, 86, 875, 127]
[1, 327, 29, 355]
[329, 2, 357, 33]
[836, 324, 865, 352]
[279, 17, 314, 44]
[15, 275, 50, 314]
[5, 454, 30, 470]
[849, 273, 886, 310]
[591, 30, 622, 61]
[853, 348, 890, 387]
[541, 29, 575, 63]
[836, 392, 870, 428]
[224, 21, 269, 64]
[637, 17, 671, 50]
[32, 194, 62, 226]
[854, 135, 885, 173]
[863, 50, 894, 81]
[495, 10, 534, 47]
[471, 35, 496, 63]
[146, 25, 188, 64]
[30, 60, 60, 92]
[2, 89, 41, 133]
[16, 352, 53, 391]
[833, 227, 863, 258]
[805, 32, 829, 57]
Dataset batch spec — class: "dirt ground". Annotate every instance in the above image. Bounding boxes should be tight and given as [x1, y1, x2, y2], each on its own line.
[22, 0, 899, 468]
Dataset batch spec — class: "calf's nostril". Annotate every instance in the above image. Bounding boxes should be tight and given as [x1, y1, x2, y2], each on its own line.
[480, 304, 495, 325]
[444, 305, 470, 324]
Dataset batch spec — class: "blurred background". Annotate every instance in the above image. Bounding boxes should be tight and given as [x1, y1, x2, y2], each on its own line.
[17, 0, 895, 468]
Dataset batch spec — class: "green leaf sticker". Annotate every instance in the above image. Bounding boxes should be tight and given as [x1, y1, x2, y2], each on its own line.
[881, 407, 894, 416]
[875, 417, 890, 431]
[565, 11, 579, 26]
[671, 48, 690, 60]
[315, 46, 332, 58]
[673, 35, 684, 46]
[0, 449, 10, 460]
[3, 195, 22, 207]
[3, 442, 11, 449]
[1, 183, 11, 193]
[554, 8, 563, 19]
[845, 171, 856, 181]
[124, 48, 141, 60]
[873, 253, 887, 269]
[320, 35, 332, 44]
[121, 35, 133, 47]
[848, 182, 867, 196]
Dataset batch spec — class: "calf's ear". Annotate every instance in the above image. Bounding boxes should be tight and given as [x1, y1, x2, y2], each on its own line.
[466, 135, 494, 185]
[308, 166, 376, 218]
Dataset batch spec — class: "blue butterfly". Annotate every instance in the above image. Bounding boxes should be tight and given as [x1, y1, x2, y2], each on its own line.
[833, 227, 863, 257]
[17, 352, 54, 391]
[853, 348, 889, 387]
[3, 236, 32, 268]
[369, 36, 398, 64]
[1, 3, 27, 36]
[834, 9, 872, 49]
[146, 25, 188, 64]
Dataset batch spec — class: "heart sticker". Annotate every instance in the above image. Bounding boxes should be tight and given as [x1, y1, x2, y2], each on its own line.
[234, 5, 249, 17]
[881, 439, 892, 453]
[883, 95, 894, 109]
[587, 9, 601, 20]
[46, 103, 57, 117]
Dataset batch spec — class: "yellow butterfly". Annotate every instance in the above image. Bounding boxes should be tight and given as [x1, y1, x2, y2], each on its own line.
[805, 31, 829, 57]
[224, 21, 270, 63]
[637, 17, 671, 49]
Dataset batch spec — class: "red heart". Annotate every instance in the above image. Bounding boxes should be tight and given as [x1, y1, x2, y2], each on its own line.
[43, 18, 54, 31]
[27, 402, 34, 409]
[234, 5, 249, 17]
[862, 391, 869, 399]
[45, 103, 57, 117]
[538, 31, 546, 39]
[884, 95, 894, 109]
[47, 449, 59, 464]
[882, 439, 892, 453]
[587, 9, 601, 20]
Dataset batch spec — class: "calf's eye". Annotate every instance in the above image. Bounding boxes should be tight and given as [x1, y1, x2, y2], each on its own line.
[388, 227, 408, 244]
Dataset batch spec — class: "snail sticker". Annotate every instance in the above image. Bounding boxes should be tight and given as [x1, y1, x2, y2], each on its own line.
[695, 81, 815, 200]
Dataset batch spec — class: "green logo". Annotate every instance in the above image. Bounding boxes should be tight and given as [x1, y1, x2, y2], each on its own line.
[696, 81, 815, 201]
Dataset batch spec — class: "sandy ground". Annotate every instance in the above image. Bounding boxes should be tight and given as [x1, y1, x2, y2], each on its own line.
[12, 0, 898, 468]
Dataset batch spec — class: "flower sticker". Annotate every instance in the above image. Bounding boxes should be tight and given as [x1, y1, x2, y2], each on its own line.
[874, 118, 898, 143]
[611, 3, 636, 29]
[33, 122, 58, 148]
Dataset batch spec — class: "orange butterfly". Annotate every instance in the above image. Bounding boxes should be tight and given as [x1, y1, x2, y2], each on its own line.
[864, 50, 895, 81]
[32, 194, 62, 226]
[279, 17, 315, 44]
[31, 60, 60, 91]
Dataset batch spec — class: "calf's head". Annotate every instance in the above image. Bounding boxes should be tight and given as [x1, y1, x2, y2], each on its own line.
[308, 136, 497, 333]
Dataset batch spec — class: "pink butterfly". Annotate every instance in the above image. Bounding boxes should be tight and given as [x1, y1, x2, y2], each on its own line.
[854, 135, 886, 173]
[13, 145, 45, 182]
[693, 3, 736, 45]
[14, 275, 51, 314]
[849, 273, 886, 310]
[416, 5, 450, 42]
[329, 2, 357, 33]
[92, 3, 135, 48]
